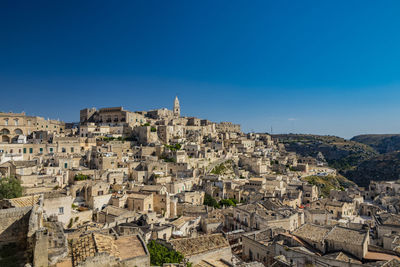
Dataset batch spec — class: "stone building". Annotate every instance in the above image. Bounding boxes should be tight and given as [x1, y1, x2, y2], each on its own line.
[292, 223, 370, 260]
[0, 111, 65, 143]
[173, 95, 180, 118]
[216, 122, 241, 133]
[42, 191, 74, 226]
[80, 106, 145, 127]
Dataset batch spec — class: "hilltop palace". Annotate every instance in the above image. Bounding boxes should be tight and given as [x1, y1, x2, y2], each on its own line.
[0, 96, 399, 266]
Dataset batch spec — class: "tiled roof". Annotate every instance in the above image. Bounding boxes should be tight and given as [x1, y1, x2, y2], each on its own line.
[101, 205, 131, 217]
[323, 251, 361, 264]
[170, 216, 197, 228]
[44, 190, 68, 199]
[169, 234, 229, 256]
[72, 233, 99, 266]
[292, 224, 331, 243]
[8, 195, 40, 207]
[128, 192, 151, 199]
[71, 233, 146, 266]
[325, 226, 367, 246]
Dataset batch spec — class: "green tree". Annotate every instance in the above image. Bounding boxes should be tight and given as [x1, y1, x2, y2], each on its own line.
[147, 240, 184, 266]
[219, 199, 236, 207]
[0, 177, 23, 199]
[203, 194, 220, 208]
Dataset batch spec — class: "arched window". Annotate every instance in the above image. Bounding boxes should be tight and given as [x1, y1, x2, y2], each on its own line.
[0, 128, 10, 135]
[14, 129, 23, 135]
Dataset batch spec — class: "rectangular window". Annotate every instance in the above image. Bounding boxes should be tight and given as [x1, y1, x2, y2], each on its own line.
[39, 148, 43, 153]
[23, 148, 26, 154]
[50, 147, 53, 153]
[64, 163, 68, 168]
[71, 147, 74, 153]
[29, 148, 33, 154]
[58, 207, 64, 215]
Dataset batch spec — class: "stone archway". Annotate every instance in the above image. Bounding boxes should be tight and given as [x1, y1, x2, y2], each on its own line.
[1, 135, 10, 143]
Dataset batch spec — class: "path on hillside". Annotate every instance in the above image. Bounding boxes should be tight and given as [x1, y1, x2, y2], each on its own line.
[205, 156, 232, 174]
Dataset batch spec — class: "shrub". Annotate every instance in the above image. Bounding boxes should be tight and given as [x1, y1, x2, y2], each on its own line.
[0, 177, 22, 200]
[74, 174, 89, 181]
[164, 143, 181, 151]
[147, 240, 184, 266]
[160, 155, 176, 163]
[211, 162, 227, 175]
[219, 198, 236, 207]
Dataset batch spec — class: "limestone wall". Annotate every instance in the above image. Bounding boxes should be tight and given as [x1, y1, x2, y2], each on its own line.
[0, 207, 32, 245]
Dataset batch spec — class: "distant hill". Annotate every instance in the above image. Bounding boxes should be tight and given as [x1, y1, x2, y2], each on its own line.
[351, 134, 400, 154]
[345, 151, 400, 187]
[274, 134, 400, 187]
[273, 134, 377, 172]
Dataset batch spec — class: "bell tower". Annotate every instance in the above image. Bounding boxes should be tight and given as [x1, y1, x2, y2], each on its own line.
[173, 96, 180, 118]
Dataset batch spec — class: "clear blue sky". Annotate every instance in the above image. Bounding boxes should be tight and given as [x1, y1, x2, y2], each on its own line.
[1, 1, 400, 138]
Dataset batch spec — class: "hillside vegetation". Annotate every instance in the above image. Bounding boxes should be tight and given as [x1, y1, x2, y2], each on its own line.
[273, 134, 377, 172]
[345, 151, 400, 187]
[274, 134, 400, 187]
[210, 160, 235, 176]
[304, 175, 356, 198]
[351, 134, 400, 154]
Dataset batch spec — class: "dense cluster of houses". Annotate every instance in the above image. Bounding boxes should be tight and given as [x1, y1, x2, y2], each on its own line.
[0, 97, 399, 266]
